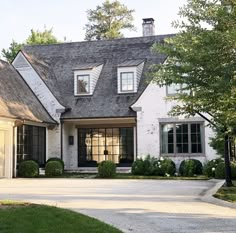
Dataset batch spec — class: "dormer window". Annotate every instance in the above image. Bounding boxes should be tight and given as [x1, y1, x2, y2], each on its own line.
[77, 75, 90, 94]
[73, 63, 103, 96]
[120, 72, 134, 92]
[117, 60, 144, 94]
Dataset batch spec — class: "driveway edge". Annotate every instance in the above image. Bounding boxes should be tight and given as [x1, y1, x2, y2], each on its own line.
[201, 179, 236, 209]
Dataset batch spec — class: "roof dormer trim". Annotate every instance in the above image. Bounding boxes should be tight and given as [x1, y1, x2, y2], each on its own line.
[117, 60, 145, 94]
[74, 63, 103, 96]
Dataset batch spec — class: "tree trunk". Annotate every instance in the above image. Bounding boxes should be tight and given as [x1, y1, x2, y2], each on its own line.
[224, 134, 233, 187]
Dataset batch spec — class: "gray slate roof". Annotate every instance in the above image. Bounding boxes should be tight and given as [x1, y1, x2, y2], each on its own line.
[72, 63, 103, 70]
[0, 60, 55, 123]
[22, 35, 173, 119]
[117, 59, 144, 67]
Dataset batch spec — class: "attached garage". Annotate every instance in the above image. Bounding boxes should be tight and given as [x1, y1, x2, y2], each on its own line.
[0, 120, 14, 178]
[0, 130, 6, 177]
[0, 59, 56, 178]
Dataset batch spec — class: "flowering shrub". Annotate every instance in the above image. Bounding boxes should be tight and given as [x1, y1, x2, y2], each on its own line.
[203, 158, 224, 178]
[131, 156, 175, 176]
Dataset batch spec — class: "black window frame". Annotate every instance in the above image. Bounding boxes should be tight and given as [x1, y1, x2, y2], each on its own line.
[17, 125, 46, 167]
[160, 122, 204, 156]
[78, 127, 134, 166]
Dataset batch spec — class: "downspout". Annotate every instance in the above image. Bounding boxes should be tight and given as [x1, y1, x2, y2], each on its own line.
[135, 118, 138, 161]
[60, 121, 63, 161]
[12, 125, 17, 178]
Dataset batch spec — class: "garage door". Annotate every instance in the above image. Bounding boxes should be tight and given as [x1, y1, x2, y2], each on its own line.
[0, 130, 5, 177]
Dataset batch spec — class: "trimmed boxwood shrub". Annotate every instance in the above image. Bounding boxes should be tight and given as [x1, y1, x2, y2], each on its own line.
[160, 158, 176, 176]
[203, 158, 223, 177]
[143, 158, 154, 176]
[152, 160, 164, 176]
[45, 161, 63, 177]
[131, 156, 154, 176]
[131, 156, 176, 176]
[98, 160, 116, 178]
[46, 158, 64, 170]
[131, 159, 145, 175]
[179, 159, 203, 177]
[18, 160, 39, 178]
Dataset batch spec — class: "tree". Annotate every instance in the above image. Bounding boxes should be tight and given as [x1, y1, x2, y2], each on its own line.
[1, 40, 23, 63]
[2, 27, 59, 63]
[26, 28, 58, 45]
[150, 0, 236, 186]
[84, 0, 135, 40]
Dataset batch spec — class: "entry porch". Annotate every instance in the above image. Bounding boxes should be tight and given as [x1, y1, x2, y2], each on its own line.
[62, 117, 137, 169]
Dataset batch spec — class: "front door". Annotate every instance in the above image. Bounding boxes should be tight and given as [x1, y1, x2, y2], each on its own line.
[78, 127, 134, 166]
[0, 130, 6, 177]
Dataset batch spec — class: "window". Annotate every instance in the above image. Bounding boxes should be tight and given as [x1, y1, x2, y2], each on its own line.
[166, 83, 190, 96]
[161, 123, 204, 155]
[77, 75, 90, 94]
[17, 125, 46, 167]
[78, 127, 134, 166]
[120, 72, 134, 92]
[167, 84, 181, 95]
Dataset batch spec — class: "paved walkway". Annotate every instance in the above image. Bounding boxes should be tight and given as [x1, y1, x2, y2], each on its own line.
[0, 179, 236, 233]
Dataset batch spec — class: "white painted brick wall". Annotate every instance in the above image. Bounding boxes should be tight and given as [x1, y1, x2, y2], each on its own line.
[132, 83, 219, 167]
[63, 122, 78, 169]
[47, 125, 61, 159]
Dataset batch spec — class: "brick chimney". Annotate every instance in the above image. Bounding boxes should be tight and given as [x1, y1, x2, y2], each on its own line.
[142, 18, 155, 36]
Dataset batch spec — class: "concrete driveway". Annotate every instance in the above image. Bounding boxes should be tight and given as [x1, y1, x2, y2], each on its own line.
[0, 179, 236, 233]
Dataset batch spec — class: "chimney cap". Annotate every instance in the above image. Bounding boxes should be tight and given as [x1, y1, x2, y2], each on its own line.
[142, 18, 155, 23]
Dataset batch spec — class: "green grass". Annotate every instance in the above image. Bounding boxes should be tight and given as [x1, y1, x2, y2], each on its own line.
[108, 173, 208, 180]
[37, 172, 208, 180]
[214, 181, 236, 203]
[0, 202, 122, 233]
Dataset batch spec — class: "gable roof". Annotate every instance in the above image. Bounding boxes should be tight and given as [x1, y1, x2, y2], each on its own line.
[22, 35, 173, 119]
[0, 60, 55, 124]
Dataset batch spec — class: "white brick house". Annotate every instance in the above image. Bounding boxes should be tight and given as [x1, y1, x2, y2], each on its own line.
[0, 20, 219, 177]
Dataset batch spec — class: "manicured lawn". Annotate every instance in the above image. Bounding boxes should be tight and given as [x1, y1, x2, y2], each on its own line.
[0, 202, 122, 233]
[214, 181, 236, 203]
[38, 172, 208, 180]
[114, 174, 208, 180]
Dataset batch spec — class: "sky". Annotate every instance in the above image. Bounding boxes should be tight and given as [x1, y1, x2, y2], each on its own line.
[1, 0, 187, 55]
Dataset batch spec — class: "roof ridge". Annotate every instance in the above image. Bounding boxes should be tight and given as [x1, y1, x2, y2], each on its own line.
[23, 34, 175, 49]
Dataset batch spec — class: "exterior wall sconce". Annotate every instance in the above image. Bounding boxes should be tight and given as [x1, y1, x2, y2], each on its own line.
[69, 136, 74, 145]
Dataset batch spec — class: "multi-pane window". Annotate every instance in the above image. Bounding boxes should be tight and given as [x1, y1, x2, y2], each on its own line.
[176, 124, 189, 153]
[191, 124, 203, 153]
[161, 123, 204, 155]
[78, 127, 134, 166]
[120, 72, 134, 92]
[166, 84, 189, 95]
[167, 84, 181, 95]
[17, 125, 46, 167]
[77, 75, 90, 94]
